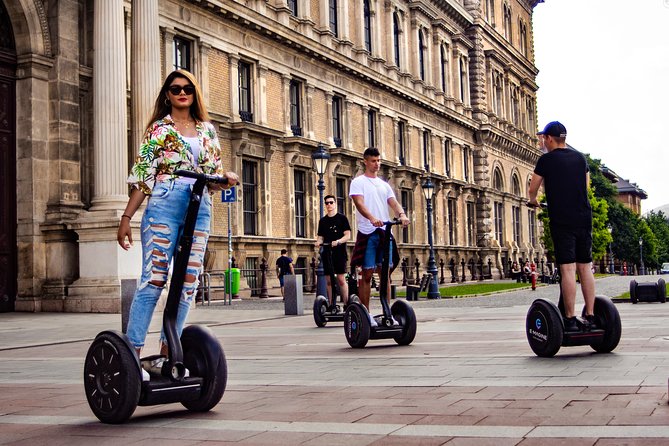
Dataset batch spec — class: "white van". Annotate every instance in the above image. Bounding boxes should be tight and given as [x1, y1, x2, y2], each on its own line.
[661, 263, 669, 274]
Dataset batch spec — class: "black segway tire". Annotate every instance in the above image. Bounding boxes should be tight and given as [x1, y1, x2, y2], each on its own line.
[391, 300, 417, 346]
[344, 302, 371, 348]
[526, 299, 563, 357]
[313, 295, 329, 327]
[630, 280, 638, 304]
[585, 296, 622, 353]
[181, 325, 227, 412]
[84, 331, 141, 424]
[658, 278, 666, 303]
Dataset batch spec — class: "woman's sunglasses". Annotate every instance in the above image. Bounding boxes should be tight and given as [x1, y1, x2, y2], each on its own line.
[168, 85, 195, 95]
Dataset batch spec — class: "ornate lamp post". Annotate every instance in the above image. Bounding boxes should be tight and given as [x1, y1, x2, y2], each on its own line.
[421, 176, 440, 299]
[312, 143, 330, 296]
[607, 225, 615, 274]
[639, 236, 644, 276]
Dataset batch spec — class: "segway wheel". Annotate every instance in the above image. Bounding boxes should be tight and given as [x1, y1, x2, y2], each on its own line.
[313, 295, 328, 327]
[84, 332, 141, 424]
[181, 325, 227, 412]
[526, 299, 563, 357]
[630, 279, 638, 304]
[344, 302, 370, 348]
[348, 294, 360, 305]
[391, 300, 417, 346]
[585, 296, 622, 353]
[658, 278, 666, 303]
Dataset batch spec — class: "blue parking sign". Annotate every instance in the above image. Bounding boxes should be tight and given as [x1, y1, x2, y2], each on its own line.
[221, 187, 237, 203]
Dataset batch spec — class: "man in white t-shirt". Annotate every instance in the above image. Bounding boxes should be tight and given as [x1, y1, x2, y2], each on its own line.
[349, 147, 410, 326]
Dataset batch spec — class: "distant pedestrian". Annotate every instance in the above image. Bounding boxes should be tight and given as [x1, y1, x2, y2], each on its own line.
[275, 249, 294, 299]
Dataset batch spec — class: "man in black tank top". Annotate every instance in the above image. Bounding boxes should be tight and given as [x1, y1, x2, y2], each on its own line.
[528, 121, 596, 331]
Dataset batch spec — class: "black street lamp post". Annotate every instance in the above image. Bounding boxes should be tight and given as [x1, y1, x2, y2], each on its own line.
[421, 176, 440, 299]
[607, 225, 614, 274]
[312, 143, 330, 297]
[639, 236, 644, 276]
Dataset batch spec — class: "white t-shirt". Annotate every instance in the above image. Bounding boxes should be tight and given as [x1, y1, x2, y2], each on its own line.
[176, 135, 201, 184]
[349, 175, 396, 235]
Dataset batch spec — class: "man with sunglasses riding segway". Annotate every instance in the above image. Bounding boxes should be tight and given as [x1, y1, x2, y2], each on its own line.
[313, 195, 352, 326]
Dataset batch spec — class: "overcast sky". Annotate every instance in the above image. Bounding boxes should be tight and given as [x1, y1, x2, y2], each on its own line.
[532, 0, 669, 213]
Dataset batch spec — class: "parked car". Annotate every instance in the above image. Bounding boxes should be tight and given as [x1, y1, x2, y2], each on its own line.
[661, 263, 669, 274]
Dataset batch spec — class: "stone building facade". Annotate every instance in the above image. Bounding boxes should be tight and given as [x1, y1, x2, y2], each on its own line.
[0, 0, 544, 313]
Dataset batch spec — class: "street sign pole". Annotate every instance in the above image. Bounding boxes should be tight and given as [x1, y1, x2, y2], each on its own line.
[222, 187, 237, 306]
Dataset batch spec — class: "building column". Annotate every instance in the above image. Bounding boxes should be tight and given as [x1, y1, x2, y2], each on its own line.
[68, 0, 140, 312]
[258, 63, 269, 126]
[305, 83, 315, 140]
[325, 92, 333, 146]
[131, 0, 161, 159]
[282, 73, 292, 135]
[344, 99, 354, 151]
[162, 27, 176, 79]
[199, 43, 212, 108]
[91, 0, 128, 211]
[229, 54, 240, 122]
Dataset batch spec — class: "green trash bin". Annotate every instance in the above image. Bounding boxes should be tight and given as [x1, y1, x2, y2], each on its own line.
[224, 268, 241, 295]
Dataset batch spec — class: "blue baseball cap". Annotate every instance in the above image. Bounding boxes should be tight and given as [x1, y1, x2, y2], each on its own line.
[537, 121, 567, 138]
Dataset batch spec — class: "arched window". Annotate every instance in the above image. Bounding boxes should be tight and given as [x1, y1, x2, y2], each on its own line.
[418, 29, 425, 81]
[363, 0, 372, 53]
[503, 3, 512, 41]
[393, 12, 401, 67]
[440, 45, 448, 93]
[459, 56, 467, 102]
[485, 0, 495, 25]
[494, 168, 504, 192]
[512, 174, 521, 196]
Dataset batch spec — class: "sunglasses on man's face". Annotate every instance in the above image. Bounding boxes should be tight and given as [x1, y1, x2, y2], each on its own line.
[325, 201, 335, 205]
[168, 85, 195, 95]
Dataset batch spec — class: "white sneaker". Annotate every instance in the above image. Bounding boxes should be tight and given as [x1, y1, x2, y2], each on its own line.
[141, 368, 150, 382]
[368, 313, 378, 327]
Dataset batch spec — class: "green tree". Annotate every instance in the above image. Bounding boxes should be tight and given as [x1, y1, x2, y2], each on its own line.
[537, 190, 611, 262]
[645, 211, 669, 265]
[586, 155, 618, 202]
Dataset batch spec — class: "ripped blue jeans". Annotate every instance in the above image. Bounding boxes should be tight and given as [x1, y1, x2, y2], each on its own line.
[126, 181, 212, 349]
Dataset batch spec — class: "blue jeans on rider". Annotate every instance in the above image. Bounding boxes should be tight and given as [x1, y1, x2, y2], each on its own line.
[362, 231, 393, 270]
[126, 181, 211, 349]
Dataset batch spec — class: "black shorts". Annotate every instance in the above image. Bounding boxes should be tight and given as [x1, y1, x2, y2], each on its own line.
[323, 252, 348, 275]
[550, 224, 592, 265]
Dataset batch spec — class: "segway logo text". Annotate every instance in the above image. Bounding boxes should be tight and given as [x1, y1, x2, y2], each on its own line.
[529, 329, 547, 341]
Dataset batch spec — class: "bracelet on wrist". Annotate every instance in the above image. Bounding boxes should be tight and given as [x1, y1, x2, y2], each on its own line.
[121, 214, 132, 221]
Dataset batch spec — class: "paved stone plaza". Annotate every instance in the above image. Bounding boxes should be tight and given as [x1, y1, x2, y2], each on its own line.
[1, 275, 668, 445]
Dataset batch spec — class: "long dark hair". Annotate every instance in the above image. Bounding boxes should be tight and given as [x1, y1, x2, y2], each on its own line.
[145, 70, 209, 132]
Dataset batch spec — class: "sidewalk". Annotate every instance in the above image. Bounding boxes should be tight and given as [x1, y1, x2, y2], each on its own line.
[1, 274, 667, 444]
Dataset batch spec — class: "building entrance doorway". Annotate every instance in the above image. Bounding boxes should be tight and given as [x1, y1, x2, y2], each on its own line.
[0, 2, 17, 312]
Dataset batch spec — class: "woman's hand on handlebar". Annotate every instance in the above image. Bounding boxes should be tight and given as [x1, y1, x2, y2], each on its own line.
[209, 171, 239, 191]
[527, 199, 540, 208]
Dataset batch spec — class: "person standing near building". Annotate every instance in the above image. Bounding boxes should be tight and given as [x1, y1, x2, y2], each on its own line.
[349, 148, 410, 326]
[117, 70, 238, 375]
[275, 249, 294, 299]
[528, 121, 596, 331]
[315, 194, 352, 306]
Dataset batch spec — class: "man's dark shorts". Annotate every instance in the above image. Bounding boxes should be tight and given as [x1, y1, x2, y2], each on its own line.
[551, 224, 592, 265]
[323, 249, 348, 275]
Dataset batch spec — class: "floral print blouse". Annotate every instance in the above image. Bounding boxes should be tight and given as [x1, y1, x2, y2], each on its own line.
[127, 114, 223, 195]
